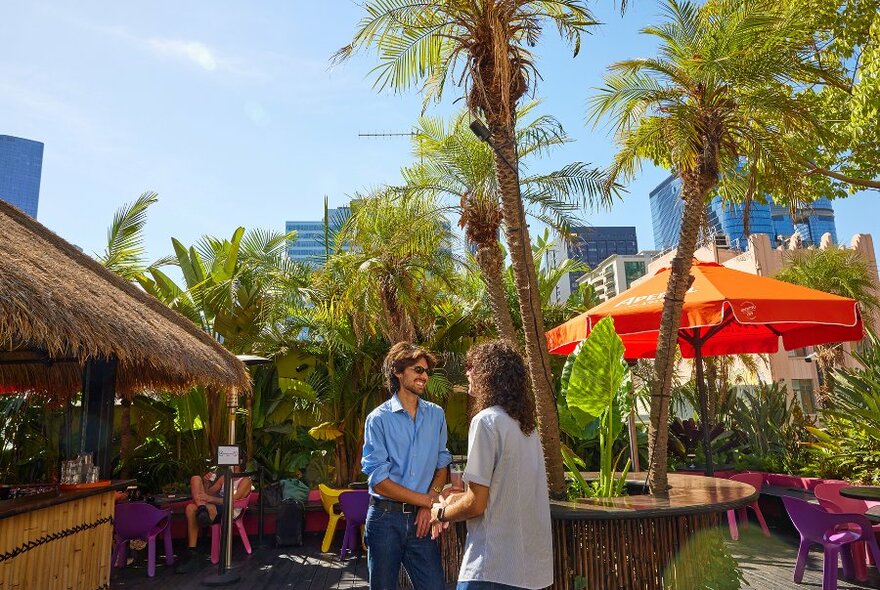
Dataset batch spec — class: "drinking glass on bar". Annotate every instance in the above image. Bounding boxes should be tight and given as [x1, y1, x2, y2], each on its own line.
[450, 461, 466, 491]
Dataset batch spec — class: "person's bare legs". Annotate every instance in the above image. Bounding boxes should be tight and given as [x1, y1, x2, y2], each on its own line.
[177, 477, 218, 573]
[190, 475, 206, 506]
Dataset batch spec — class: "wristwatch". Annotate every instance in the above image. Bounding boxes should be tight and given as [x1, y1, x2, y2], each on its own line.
[431, 485, 443, 494]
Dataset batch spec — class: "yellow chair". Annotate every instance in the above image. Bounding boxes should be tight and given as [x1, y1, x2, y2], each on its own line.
[319, 484, 346, 553]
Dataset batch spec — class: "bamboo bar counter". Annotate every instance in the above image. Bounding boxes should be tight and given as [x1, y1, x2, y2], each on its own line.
[549, 473, 756, 590]
[0, 480, 133, 590]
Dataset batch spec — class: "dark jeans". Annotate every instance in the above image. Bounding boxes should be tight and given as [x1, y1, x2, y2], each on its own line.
[457, 583, 529, 590]
[365, 505, 444, 590]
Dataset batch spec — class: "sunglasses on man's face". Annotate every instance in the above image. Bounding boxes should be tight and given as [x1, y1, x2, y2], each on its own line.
[411, 366, 433, 376]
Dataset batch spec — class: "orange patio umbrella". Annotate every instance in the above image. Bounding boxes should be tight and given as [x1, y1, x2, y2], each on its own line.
[546, 260, 864, 474]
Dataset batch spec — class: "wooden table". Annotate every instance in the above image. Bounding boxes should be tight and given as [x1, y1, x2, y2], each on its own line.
[0, 479, 134, 590]
[548, 473, 757, 590]
[840, 485, 880, 501]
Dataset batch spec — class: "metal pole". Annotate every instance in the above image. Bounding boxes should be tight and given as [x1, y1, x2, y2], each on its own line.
[693, 346, 714, 476]
[202, 387, 240, 587]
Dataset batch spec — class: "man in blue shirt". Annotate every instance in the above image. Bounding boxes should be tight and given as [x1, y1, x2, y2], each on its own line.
[362, 342, 452, 590]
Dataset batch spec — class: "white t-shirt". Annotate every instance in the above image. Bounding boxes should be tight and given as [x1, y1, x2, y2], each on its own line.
[458, 406, 553, 589]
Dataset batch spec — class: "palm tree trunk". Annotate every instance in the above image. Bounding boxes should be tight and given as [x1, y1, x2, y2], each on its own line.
[379, 280, 414, 343]
[206, 387, 224, 456]
[705, 358, 717, 429]
[475, 241, 518, 342]
[648, 171, 716, 495]
[487, 120, 566, 498]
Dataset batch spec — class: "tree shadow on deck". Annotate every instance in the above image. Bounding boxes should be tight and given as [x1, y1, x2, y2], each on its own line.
[110, 533, 370, 590]
[730, 527, 880, 590]
[110, 527, 880, 589]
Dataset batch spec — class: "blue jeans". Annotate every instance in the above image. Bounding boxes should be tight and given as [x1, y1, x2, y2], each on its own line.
[457, 583, 529, 590]
[365, 505, 444, 590]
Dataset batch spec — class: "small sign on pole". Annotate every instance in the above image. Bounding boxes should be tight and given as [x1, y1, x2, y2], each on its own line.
[217, 445, 240, 466]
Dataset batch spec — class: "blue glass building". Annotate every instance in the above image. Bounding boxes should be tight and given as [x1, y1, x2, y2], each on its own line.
[0, 135, 43, 218]
[649, 174, 837, 250]
[565, 226, 638, 293]
[286, 206, 351, 264]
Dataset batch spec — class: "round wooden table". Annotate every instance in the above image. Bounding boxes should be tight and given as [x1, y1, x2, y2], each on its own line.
[548, 473, 757, 590]
[864, 506, 880, 523]
[840, 486, 880, 501]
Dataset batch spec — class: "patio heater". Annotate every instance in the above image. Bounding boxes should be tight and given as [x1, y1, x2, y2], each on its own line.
[203, 354, 271, 587]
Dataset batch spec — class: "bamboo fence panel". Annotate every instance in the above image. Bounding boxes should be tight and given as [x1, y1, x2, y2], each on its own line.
[0, 491, 114, 590]
[550, 512, 723, 590]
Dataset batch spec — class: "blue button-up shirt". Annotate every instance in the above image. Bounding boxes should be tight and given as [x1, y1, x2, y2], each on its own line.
[362, 394, 452, 498]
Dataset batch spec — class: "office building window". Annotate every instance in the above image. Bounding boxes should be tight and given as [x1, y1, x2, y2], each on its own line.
[623, 261, 647, 289]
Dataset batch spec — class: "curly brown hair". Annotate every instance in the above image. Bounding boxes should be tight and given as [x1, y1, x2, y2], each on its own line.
[383, 341, 437, 395]
[466, 340, 536, 435]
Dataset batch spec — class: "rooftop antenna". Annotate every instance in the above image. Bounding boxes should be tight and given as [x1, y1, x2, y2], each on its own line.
[358, 129, 423, 163]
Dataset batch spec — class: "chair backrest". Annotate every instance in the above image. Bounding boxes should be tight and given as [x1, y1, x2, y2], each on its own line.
[783, 496, 850, 543]
[729, 472, 764, 492]
[338, 490, 370, 525]
[319, 483, 344, 514]
[114, 502, 171, 540]
[815, 482, 872, 514]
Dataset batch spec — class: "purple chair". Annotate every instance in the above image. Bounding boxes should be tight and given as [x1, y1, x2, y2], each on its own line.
[112, 502, 174, 577]
[726, 472, 770, 540]
[338, 490, 370, 560]
[782, 496, 880, 590]
[815, 482, 880, 581]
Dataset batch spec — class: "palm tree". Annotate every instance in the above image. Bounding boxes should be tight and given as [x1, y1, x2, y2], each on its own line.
[325, 191, 458, 344]
[775, 246, 880, 393]
[96, 191, 158, 474]
[337, 0, 602, 496]
[588, 0, 839, 493]
[139, 226, 309, 458]
[402, 103, 609, 344]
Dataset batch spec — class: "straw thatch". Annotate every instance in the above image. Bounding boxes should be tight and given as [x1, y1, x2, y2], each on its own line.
[0, 200, 250, 398]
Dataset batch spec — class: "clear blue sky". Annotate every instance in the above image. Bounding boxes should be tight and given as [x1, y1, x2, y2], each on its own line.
[2, 1, 876, 263]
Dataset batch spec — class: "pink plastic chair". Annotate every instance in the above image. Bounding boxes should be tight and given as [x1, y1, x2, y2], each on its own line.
[338, 490, 370, 560]
[726, 472, 770, 540]
[112, 502, 174, 577]
[815, 482, 880, 581]
[783, 496, 880, 590]
[210, 497, 252, 564]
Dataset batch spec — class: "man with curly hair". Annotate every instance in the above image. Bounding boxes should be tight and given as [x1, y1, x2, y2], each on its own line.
[431, 340, 552, 590]
[361, 341, 452, 590]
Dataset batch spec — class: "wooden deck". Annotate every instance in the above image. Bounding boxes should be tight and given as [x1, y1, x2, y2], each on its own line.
[109, 534, 372, 590]
[109, 529, 880, 590]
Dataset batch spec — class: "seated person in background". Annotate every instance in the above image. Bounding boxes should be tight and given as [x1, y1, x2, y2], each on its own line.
[175, 465, 252, 573]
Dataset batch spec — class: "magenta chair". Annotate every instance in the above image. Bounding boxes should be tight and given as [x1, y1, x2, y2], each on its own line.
[338, 490, 370, 560]
[726, 472, 770, 540]
[815, 482, 880, 581]
[210, 497, 252, 564]
[783, 496, 880, 590]
[112, 502, 174, 577]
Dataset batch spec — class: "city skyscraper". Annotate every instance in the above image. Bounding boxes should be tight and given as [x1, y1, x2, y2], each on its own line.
[0, 135, 43, 218]
[649, 173, 837, 250]
[286, 206, 351, 264]
[546, 226, 639, 303]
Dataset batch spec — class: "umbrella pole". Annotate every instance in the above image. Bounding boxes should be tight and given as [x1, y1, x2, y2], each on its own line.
[693, 346, 714, 476]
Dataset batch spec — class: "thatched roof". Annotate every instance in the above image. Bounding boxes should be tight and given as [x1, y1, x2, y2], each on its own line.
[0, 200, 250, 398]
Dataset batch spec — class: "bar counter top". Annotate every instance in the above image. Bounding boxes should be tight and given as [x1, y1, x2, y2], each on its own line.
[0, 479, 134, 521]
